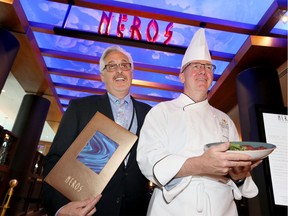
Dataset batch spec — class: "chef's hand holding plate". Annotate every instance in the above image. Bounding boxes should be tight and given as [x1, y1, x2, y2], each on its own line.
[227, 159, 262, 182]
[201, 142, 252, 177]
[204, 141, 276, 182]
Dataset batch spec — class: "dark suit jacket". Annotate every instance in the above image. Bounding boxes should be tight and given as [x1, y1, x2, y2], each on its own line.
[42, 93, 151, 216]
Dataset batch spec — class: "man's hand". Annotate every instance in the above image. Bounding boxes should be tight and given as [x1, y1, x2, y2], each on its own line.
[177, 142, 252, 178]
[228, 160, 262, 181]
[200, 142, 252, 176]
[58, 195, 102, 216]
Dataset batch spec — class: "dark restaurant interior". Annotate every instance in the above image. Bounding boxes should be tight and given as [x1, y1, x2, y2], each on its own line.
[0, 0, 287, 215]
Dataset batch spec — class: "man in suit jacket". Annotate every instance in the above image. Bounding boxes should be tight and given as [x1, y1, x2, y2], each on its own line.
[42, 45, 151, 216]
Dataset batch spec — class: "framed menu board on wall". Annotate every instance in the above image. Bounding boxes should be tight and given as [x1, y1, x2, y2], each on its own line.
[254, 105, 287, 215]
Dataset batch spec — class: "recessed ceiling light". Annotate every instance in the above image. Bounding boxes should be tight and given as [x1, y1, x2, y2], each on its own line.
[281, 14, 288, 24]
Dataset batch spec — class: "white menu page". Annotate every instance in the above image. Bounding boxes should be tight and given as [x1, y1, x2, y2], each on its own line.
[263, 113, 288, 206]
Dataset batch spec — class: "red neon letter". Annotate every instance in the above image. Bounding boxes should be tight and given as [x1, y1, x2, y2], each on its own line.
[130, 16, 142, 40]
[146, 19, 159, 43]
[117, 14, 128, 38]
[164, 22, 173, 45]
[98, 11, 113, 35]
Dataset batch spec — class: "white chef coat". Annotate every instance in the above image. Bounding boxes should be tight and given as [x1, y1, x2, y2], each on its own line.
[137, 93, 258, 216]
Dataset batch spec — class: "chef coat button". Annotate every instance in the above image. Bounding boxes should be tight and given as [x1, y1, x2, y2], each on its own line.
[124, 172, 128, 176]
[116, 197, 121, 204]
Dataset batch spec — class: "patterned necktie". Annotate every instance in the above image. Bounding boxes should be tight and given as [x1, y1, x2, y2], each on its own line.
[115, 99, 128, 128]
[115, 99, 131, 166]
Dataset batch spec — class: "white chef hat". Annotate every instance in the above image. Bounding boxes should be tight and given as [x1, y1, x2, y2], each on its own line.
[181, 28, 211, 70]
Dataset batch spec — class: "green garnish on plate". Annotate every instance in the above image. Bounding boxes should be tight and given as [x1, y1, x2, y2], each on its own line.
[229, 143, 247, 151]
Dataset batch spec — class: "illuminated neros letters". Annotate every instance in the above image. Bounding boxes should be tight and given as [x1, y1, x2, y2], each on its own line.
[98, 11, 173, 45]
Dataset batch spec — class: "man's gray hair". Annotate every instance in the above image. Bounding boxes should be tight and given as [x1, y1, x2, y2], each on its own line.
[99, 45, 134, 74]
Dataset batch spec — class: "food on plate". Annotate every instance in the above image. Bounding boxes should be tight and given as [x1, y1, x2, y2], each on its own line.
[229, 142, 266, 151]
[205, 141, 276, 161]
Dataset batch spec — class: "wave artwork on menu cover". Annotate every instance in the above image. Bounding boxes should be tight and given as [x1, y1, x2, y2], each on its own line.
[77, 131, 119, 174]
[204, 141, 276, 161]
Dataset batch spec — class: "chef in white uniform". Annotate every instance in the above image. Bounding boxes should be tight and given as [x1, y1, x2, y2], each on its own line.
[137, 28, 262, 216]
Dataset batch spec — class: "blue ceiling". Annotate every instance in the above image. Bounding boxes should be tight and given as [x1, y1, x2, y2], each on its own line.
[18, 0, 288, 109]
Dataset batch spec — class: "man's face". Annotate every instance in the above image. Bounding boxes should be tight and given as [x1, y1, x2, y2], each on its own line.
[100, 51, 133, 98]
[179, 60, 214, 97]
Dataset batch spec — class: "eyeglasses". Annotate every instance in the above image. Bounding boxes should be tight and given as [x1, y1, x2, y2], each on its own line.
[182, 62, 216, 73]
[103, 63, 132, 72]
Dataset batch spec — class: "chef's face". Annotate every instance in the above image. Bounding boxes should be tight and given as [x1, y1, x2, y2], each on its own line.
[100, 51, 133, 99]
[179, 60, 214, 99]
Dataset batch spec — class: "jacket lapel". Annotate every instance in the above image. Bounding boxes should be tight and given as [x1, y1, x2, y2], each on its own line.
[96, 92, 114, 121]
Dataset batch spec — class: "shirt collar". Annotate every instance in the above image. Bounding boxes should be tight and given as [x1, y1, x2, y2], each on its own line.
[108, 92, 131, 104]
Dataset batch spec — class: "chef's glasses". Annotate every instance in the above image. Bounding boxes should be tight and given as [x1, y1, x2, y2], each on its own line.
[181, 62, 216, 73]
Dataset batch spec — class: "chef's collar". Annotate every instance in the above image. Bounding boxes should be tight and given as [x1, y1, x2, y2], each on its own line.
[180, 93, 208, 111]
[181, 93, 196, 104]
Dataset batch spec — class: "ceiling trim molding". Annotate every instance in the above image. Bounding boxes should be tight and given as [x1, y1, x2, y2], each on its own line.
[49, 0, 257, 34]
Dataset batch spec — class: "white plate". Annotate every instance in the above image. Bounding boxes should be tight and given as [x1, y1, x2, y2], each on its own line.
[205, 141, 276, 161]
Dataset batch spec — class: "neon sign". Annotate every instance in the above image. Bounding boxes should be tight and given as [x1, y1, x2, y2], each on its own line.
[98, 12, 173, 45]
